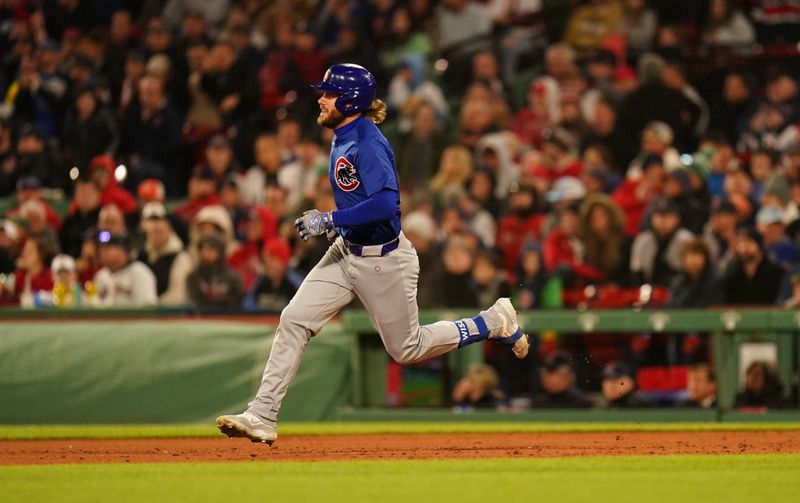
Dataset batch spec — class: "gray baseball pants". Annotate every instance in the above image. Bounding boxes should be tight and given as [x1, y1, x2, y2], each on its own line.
[247, 233, 476, 425]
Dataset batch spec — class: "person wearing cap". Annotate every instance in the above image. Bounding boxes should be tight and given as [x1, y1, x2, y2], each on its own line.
[612, 153, 666, 236]
[243, 238, 300, 312]
[228, 206, 278, 291]
[756, 205, 799, 270]
[543, 201, 607, 287]
[140, 202, 185, 298]
[630, 196, 694, 287]
[703, 198, 739, 271]
[200, 134, 240, 183]
[511, 76, 560, 148]
[600, 361, 650, 408]
[0, 219, 20, 275]
[533, 352, 593, 409]
[62, 85, 120, 173]
[50, 253, 85, 307]
[173, 165, 222, 223]
[661, 168, 709, 235]
[723, 227, 784, 304]
[668, 238, 725, 308]
[187, 233, 244, 309]
[217, 172, 249, 240]
[4, 176, 62, 232]
[625, 121, 684, 180]
[94, 232, 157, 307]
[59, 176, 103, 258]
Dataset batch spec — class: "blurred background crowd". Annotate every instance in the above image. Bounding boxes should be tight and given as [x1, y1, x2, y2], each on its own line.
[0, 0, 799, 409]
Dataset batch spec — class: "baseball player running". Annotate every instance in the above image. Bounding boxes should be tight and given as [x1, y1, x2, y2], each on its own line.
[216, 64, 529, 444]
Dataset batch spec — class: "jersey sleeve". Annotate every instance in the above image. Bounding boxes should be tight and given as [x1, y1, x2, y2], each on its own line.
[356, 139, 399, 196]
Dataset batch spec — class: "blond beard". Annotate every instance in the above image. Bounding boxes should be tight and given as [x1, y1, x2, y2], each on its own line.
[317, 107, 347, 129]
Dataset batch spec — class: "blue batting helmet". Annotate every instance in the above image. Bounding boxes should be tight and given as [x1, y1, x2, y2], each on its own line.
[311, 63, 377, 116]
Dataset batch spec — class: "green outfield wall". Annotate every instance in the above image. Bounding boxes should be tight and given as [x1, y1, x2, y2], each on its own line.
[0, 308, 798, 423]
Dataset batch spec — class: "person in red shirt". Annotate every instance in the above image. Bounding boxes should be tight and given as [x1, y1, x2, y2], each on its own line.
[173, 165, 221, 224]
[496, 184, 545, 280]
[613, 153, 666, 236]
[5, 177, 62, 232]
[68, 155, 137, 215]
[512, 76, 560, 147]
[543, 202, 606, 286]
[529, 127, 583, 187]
[228, 206, 278, 291]
[1, 232, 57, 306]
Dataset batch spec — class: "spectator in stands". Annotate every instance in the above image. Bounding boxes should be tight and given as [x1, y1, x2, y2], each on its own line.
[470, 250, 511, 308]
[562, 0, 622, 56]
[118, 50, 146, 115]
[668, 238, 725, 307]
[663, 168, 709, 235]
[229, 206, 278, 291]
[1, 231, 58, 307]
[0, 118, 15, 196]
[528, 128, 582, 188]
[427, 236, 479, 308]
[200, 134, 239, 186]
[512, 76, 560, 148]
[749, 150, 776, 202]
[187, 233, 244, 309]
[451, 363, 505, 411]
[140, 202, 184, 298]
[617, 53, 699, 154]
[243, 237, 299, 312]
[756, 205, 799, 270]
[173, 165, 221, 224]
[94, 232, 157, 307]
[600, 361, 650, 408]
[661, 60, 709, 137]
[619, 0, 658, 55]
[436, 0, 492, 56]
[120, 74, 183, 196]
[709, 71, 757, 145]
[702, 0, 756, 49]
[626, 121, 682, 179]
[544, 201, 607, 286]
[430, 145, 473, 207]
[0, 219, 20, 275]
[60, 177, 102, 257]
[50, 253, 85, 307]
[582, 96, 632, 174]
[734, 360, 789, 409]
[240, 134, 281, 206]
[278, 137, 326, 211]
[61, 84, 120, 172]
[18, 198, 57, 241]
[533, 352, 593, 409]
[395, 100, 446, 190]
[630, 197, 694, 287]
[75, 228, 102, 285]
[12, 123, 63, 193]
[682, 363, 717, 408]
[5, 176, 62, 232]
[517, 242, 548, 310]
[82, 155, 137, 215]
[163, 204, 237, 306]
[613, 154, 666, 236]
[579, 194, 629, 285]
[739, 71, 800, 153]
[724, 228, 784, 304]
[496, 183, 545, 278]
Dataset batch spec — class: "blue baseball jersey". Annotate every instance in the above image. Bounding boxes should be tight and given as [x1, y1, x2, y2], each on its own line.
[328, 116, 401, 245]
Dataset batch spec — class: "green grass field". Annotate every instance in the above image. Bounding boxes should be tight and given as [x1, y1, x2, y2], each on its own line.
[2, 423, 799, 503]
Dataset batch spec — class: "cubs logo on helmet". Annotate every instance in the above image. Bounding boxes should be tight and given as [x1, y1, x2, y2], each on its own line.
[335, 157, 360, 191]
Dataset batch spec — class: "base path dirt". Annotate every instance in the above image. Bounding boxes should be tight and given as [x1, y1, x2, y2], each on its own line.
[2, 431, 799, 465]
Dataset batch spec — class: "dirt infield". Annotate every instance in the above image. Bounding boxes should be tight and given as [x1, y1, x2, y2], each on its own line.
[2, 430, 799, 465]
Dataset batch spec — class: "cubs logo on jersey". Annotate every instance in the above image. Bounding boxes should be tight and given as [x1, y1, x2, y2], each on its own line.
[334, 156, 360, 191]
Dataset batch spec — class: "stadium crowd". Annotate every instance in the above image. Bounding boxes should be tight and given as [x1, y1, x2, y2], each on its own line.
[0, 0, 799, 407]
